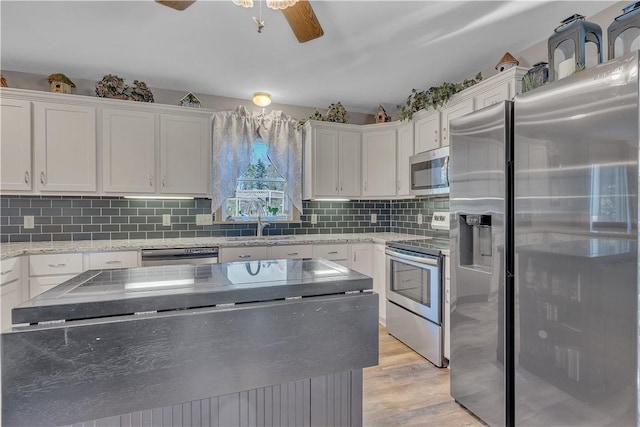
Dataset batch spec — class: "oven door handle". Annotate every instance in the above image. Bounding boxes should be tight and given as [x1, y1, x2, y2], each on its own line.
[385, 248, 439, 266]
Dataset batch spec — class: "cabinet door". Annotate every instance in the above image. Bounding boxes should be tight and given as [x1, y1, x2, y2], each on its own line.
[444, 254, 451, 361]
[219, 246, 269, 263]
[338, 131, 361, 197]
[349, 244, 372, 277]
[313, 128, 339, 197]
[362, 129, 396, 197]
[373, 244, 387, 324]
[87, 251, 139, 270]
[0, 99, 32, 191]
[269, 245, 312, 259]
[414, 111, 440, 153]
[396, 123, 414, 197]
[474, 83, 510, 109]
[1, 280, 20, 331]
[160, 114, 210, 195]
[34, 102, 96, 192]
[103, 108, 156, 193]
[441, 98, 474, 146]
[313, 244, 349, 267]
[29, 275, 76, 299]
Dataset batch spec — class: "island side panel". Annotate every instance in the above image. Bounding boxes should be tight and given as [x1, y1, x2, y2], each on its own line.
[2, 292, 378, 427]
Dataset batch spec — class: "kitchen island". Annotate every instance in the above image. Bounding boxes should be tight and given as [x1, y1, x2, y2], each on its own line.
[2, 258, 378, 427]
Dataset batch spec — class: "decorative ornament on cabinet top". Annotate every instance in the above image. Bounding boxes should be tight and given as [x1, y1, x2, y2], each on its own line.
[95, 74, 154, 102]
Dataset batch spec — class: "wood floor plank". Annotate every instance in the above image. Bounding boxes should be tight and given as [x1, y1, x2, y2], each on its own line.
[363, 325, 485, 427]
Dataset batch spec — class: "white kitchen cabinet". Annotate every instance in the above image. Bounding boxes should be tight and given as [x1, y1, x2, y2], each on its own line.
[86, 251, 139, 270]
[361, 126, 397, 198]
[29, 252, 84, 298]
[413, 110, 441, 153]
[444, 253, 451, 362]
[303, 122, 361, 199]
[396, 122, 414, 197]
[349, 244, 372, 277]
[1, 257, 23, 331]
[34, 102, 96, 193]
[473, 66, 527, 110]
[159, 113, 210, 196]
[440, 98, 474, 147]
[0, 99, 32, 192]
[219, 246, 269, 263]
[373, 244, 387, 325]
[269, 244, 312, 259]
[474, 82, 510, 109]
[102, 108, 156, 194]
[313, 244, 349, 267]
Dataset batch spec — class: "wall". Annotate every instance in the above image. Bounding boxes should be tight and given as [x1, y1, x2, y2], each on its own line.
[0, 195, 449, 243]
[0, 70, 375, 125]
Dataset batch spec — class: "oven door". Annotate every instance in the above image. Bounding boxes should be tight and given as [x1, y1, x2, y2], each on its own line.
[386, 248, 441, 325]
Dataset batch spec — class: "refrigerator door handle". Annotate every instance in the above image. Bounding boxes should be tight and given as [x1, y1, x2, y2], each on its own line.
[444, 155, 450, 186]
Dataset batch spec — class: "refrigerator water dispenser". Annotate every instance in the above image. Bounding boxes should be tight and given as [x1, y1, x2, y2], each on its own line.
[459, 214, 493, 271]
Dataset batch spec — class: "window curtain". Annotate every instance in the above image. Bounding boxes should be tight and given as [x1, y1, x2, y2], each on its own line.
[211, 106, 303, 216]
[257, 111, 303, 216]
[211, 106, 256, 214]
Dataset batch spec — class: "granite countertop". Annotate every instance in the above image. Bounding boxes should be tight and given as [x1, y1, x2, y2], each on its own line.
[0, 232, 430, 260]
[12, 258, 371, 324]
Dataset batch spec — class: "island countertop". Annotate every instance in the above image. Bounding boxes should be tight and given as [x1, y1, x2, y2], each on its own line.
[12, 258, 371, 325]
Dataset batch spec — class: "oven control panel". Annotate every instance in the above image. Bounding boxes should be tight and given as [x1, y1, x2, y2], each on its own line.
[431, 211, 450, 230]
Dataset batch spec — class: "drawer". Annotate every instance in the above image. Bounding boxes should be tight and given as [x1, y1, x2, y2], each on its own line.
[313, 244, 348, 261]
[88, 251, 139, 270]
[0, 257, 21, 286]
[29, 253, 83, 276]
[269, 245, 312, 260]
[30, 274, 77, 298]
[219, 246, 269, 263]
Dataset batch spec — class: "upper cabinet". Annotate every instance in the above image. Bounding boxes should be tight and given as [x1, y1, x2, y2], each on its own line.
[0, 99, 32, 192]
[102, 108, 156, 194]
[396, 122, 414, 197]
[34, 102, 97, 193]
[159, 114, 211, 196]
[0, 88, 212, 197]
[362, 125, 397, 198]
[303, 122, 361, 199]
[414, 110, 440, 154]
[440, 98, 474, 147]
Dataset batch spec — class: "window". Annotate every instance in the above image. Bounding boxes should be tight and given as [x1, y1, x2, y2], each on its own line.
[222, 140, 291, 221]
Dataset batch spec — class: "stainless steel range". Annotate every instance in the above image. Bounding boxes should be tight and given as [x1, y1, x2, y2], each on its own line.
[385, 237, 448, 367]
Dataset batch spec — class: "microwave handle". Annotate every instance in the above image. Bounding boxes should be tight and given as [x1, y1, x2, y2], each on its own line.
[444, 156, 450, 186]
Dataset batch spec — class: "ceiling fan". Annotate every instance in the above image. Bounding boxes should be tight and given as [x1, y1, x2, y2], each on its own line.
[155, 0, 324, 43]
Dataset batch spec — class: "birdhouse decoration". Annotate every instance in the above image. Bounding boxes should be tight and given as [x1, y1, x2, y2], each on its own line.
[180, 92, 202, 108]
[47, 73, 75, 94]
[608, 2, 640, 60]
[376, 105, 390, 123]
[0, 74, 7, 88]
[495, 52, 519, 72]
[548, 14, 603, 81]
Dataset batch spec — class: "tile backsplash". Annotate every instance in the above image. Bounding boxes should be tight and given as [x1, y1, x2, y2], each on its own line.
[0, 195, 448, 243]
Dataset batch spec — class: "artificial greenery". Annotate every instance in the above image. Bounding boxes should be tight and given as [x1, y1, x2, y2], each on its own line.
[398, 72, 483, 121]
[296, 101, 347, 129]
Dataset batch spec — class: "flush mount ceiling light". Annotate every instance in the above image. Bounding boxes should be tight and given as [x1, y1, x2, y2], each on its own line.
[232, 0, 298, 10]
[253, 92, 272, 107]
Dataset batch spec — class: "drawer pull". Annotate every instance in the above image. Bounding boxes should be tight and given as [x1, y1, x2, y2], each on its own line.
[238, 255, 252, 259]
[1, 269, 12, 275]
[287, 252, 299, 256]
[328, 251, 339, 254]
[105, 260, 122, 265]
[40, 171, 47, 185]
[24, 171, 30, 184]
[48, 263, 66, 268]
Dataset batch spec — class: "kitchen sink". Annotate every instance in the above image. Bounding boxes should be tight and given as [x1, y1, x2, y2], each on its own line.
[224, 236, 296, 242]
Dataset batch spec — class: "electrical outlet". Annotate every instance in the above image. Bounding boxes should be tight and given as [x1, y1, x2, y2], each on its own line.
[417, 213, 423, 225]
[370, 213, 377, 224]
[162, 214, 171, 226]
[23, 215, 34, 229]
[196, 214, 213, 226]
[310, 213, 318, 225]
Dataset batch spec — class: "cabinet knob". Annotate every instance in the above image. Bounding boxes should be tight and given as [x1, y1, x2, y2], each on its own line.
[364, 182, 367, 192]
[335, 183, 338, 191]
[340, 182, 343, 191]
[149, 175, 153, 186]
[48, 263, 66, 268]
[24, 171, 30, 184]
[40, 171, 46, 185]
[162, 177, 166, 187]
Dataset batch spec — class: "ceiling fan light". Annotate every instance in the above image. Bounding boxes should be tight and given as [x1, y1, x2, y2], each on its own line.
[232, 0, 254, 8]
[253, 92, 272, 107]
[266, 0, 298, 10]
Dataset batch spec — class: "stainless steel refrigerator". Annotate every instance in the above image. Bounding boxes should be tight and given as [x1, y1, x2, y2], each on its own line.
[449, 51, 638, 426]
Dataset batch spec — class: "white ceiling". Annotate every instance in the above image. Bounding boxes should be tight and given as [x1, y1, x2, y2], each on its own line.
[1, 1, 614, 114]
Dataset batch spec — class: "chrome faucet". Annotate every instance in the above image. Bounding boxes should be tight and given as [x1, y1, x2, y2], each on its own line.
[252, 200, 271, 237]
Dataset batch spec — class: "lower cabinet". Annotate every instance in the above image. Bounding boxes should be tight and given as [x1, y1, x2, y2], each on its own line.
[29, 252, 84, 298]
[443, 253, 451, 362]
[313, 244, 349, 267]
[86, 251, 139, 270]
[269, 245, 313, 260]
[1, 257, 23, 332]
[348, 244, 372, 276]
[219, 246, 269, 263]
[373, 244, 387, 325]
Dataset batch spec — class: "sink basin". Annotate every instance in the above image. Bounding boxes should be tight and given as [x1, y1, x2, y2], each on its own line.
[225, 236, 296, 242]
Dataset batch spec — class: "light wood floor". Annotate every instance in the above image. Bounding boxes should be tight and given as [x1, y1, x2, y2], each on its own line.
[362, 325, 485, 427]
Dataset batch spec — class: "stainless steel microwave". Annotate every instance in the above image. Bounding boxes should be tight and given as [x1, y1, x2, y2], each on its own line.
[410, 146, 449, 196]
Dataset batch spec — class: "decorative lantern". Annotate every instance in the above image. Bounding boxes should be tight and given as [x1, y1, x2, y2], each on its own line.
[548, 14, 603, 81]
[522, 62, 549, 93]
[608, 2, 640, 60]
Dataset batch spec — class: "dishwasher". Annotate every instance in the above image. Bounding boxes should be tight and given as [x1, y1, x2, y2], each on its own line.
[140, 247, 219, 266]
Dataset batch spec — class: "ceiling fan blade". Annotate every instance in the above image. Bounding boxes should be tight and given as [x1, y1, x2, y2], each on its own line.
[155, 1, 196, 11]
[281, 0, 324, 43]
